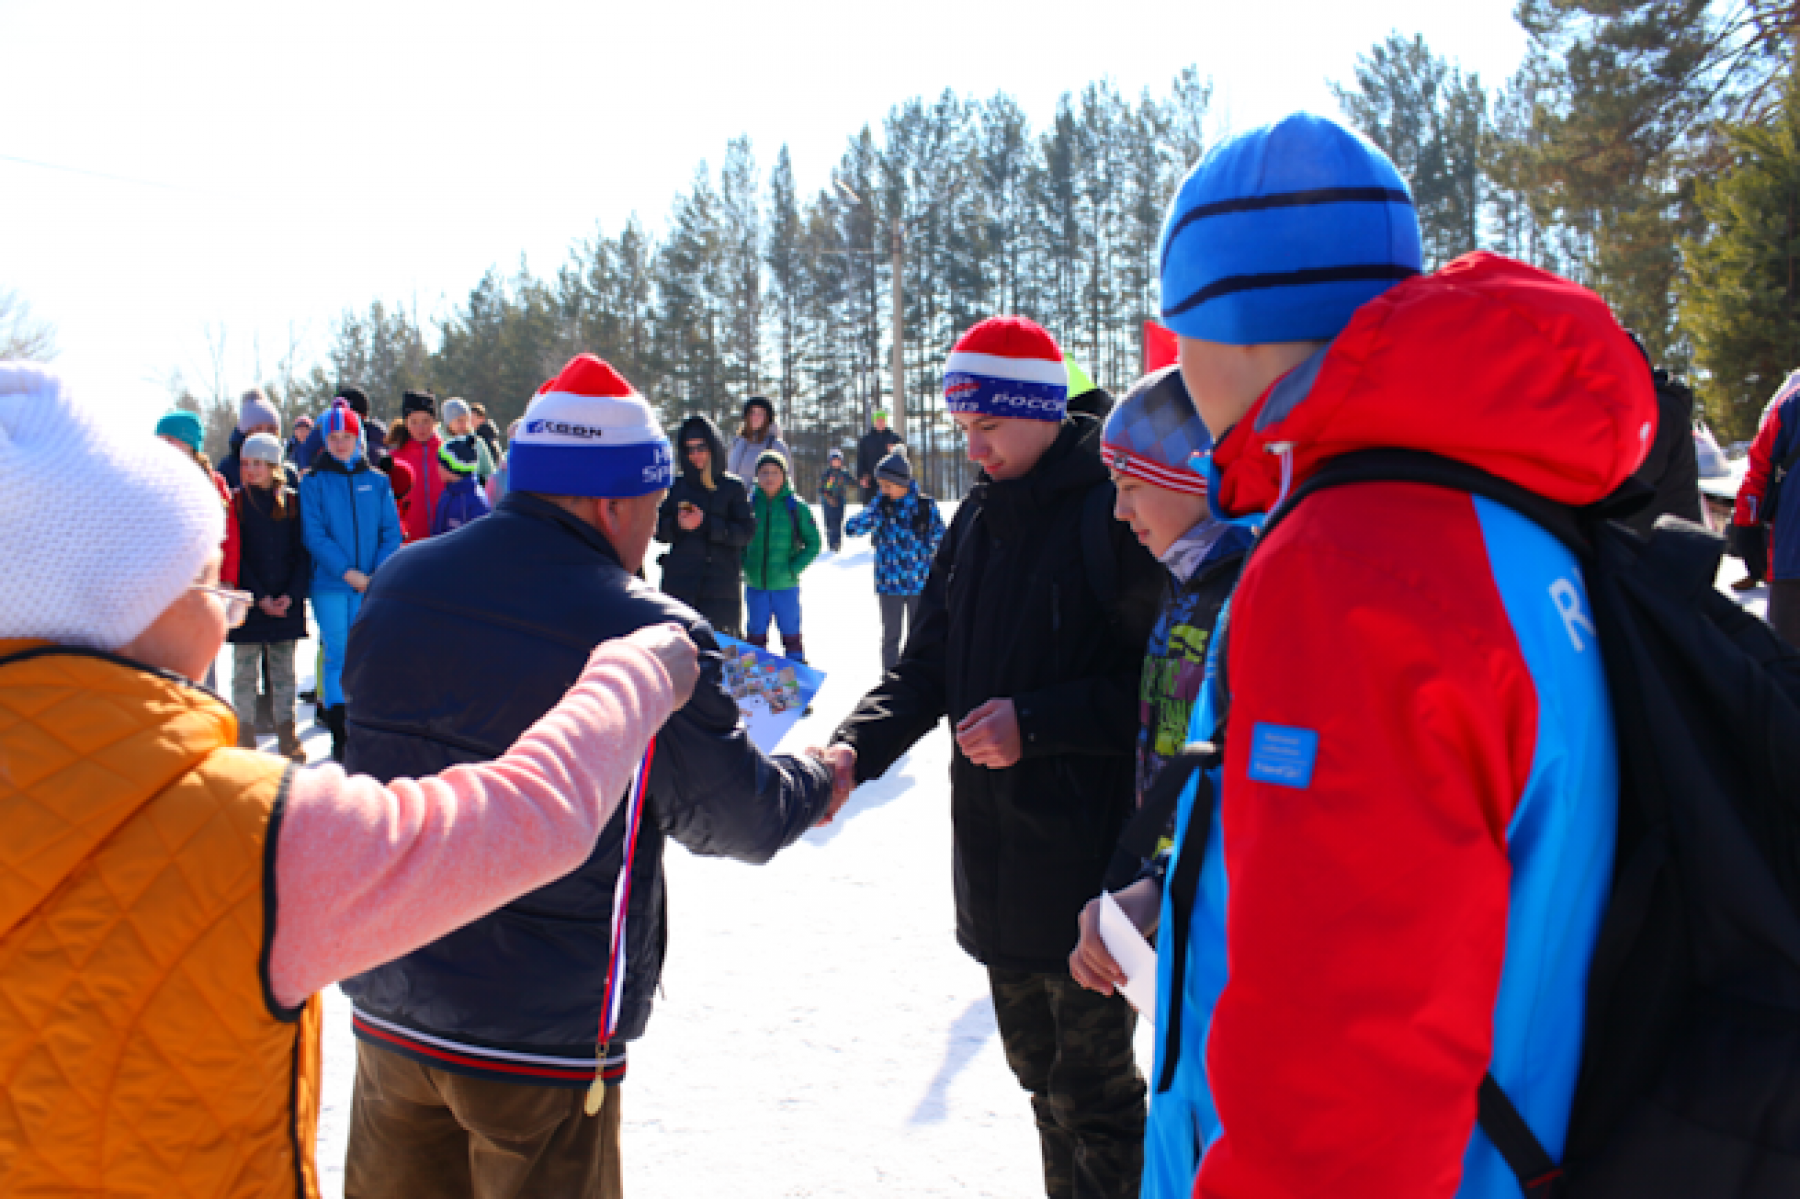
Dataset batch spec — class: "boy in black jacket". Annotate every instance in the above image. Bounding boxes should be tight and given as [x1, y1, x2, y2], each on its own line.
[821, 317, 1162, 1199]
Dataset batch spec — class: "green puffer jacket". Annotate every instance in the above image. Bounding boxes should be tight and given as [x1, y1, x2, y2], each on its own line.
[745, 480, 822, 592]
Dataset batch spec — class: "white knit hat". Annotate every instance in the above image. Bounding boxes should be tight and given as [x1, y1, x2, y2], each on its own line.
[0, 363, 226, 651]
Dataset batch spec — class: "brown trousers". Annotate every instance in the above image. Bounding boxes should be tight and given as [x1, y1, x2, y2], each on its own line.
[345, 1041, 623, 1199]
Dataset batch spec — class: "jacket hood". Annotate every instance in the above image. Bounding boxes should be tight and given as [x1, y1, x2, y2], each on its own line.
[1210, 252, 1657, 519]
[313, 448, 370, 476]
[676, 415, 729, 484]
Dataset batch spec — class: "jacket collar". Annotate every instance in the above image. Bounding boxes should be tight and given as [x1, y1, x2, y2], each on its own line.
[495, 491, 626, 569]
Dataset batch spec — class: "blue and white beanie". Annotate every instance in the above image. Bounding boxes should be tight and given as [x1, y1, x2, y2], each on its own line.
[943, 316, 1068, 423]
[1159, 113, 1422, 345]
[1101, 366, 1211, 495]
[509, 355, 673, 498]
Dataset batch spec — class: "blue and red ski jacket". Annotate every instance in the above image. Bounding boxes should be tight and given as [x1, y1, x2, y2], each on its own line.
[1733, 370, 1800, 580]
[1146, 253, 1656, 1199]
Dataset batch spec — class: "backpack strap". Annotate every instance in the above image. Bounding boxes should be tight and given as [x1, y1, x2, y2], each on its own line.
[1151, 744, 1220, 1095]
[784, 493, 803, 545]
[1478, 1074, 1568, 1197]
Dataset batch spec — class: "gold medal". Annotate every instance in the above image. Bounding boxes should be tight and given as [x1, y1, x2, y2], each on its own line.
[583, 1073, 606, 1117]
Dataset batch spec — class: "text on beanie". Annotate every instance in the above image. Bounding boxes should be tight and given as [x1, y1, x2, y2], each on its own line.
[943, 316, 1068, 423]
[509, 355, 673, 498]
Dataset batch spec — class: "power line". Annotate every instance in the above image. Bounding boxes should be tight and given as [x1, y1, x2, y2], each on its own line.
[0, 153, 188, 193]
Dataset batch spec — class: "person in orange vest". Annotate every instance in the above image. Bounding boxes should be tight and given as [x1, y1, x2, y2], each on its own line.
[0, 362, 699, 1198]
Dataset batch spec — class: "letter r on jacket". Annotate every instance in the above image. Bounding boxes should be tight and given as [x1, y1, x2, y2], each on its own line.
[1550, 578, 1596, 653]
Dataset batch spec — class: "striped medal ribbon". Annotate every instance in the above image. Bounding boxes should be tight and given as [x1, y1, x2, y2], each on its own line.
[585, 738, 657, 1117]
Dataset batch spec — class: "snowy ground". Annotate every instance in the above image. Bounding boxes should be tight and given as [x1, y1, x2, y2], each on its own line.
[220, 503, 1146, 1198]
[217, 506, 1768, 1198]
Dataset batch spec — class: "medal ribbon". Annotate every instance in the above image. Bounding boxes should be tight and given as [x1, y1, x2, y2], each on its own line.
[586, 738, 656, 1114]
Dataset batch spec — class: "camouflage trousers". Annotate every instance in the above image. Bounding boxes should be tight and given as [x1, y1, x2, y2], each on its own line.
[989, 967, 1146, 1199]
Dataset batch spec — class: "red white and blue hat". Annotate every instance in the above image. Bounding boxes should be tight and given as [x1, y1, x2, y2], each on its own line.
[943, 316, 1068, 423]
[321, 398, 361, 439]
[1101, 366, 1211, 496]
[510, 355, 672, 498]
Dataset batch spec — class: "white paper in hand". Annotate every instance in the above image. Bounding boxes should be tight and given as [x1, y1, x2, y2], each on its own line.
[1097, 891, 1158, 1023]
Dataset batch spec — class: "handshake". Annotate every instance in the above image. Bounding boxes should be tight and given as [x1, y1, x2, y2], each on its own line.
[805, 743, 857, 826]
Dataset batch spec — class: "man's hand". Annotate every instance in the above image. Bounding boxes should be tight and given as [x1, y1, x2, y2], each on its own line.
[343, 569, 370, 593]
[622, 622, 700, 708]
[1069, 878, 1161, 996]
[955, 698, 1021, 769]
[677, 503, 704, 531]
[807, 743, 857, 825]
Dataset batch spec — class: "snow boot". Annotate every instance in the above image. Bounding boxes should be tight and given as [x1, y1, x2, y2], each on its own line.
[746, 633, 769, 651]
[236, 722, 259, 750]
[783, 635, 806, 664]
[322, 705, 347, 763]
[277, 721, 307, 763]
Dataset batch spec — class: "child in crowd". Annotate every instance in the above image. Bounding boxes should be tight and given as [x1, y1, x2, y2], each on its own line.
[657, 414, 757, 637]
[487, 418, 522, 505]
[442, 397, 497, 484]
[743, 449, 821, 661]
[156, 408, 232, 506]
[817, 448, 853, 552]
[300, 400, 402, 760]
[224, 432, 312, 761]
[844, 444, 944, 670]
[376, 455, 416, 541]
[727, 395, 791, 481]
[389, 390, 446, 540]
[432, 418, 493, 535]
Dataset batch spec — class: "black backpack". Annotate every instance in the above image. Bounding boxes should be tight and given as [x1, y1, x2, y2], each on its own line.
[1267, 449, 1800, 1197]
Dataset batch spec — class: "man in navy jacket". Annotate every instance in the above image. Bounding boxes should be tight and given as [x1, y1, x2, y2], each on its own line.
[339, 355, 835, 1198]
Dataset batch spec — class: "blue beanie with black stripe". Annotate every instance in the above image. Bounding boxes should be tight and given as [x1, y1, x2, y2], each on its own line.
[1159, 113, 1422, 345]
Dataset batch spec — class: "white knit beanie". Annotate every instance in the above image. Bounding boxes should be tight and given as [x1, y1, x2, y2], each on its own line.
[0, 363, 226, 651]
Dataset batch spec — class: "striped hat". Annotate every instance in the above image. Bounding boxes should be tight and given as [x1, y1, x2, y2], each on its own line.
[509, 354, 672, 498]
[943, 316, 1068, 423]
[1159, 113, 1421, 345]
[1102, 366, 1212, 496]
[321, 399, 361, 439]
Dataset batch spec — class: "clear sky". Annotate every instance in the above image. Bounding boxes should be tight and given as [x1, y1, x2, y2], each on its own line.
[0, 0, 1528, 427]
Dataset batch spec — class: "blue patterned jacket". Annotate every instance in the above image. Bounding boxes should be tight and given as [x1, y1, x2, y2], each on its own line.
[845, 484, 945, 596]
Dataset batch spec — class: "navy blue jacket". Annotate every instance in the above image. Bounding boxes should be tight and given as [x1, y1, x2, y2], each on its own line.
[227, 483, 311, 644]
[338, 492, 833, 1068]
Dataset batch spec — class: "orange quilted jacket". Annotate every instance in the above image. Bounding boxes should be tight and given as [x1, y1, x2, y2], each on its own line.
[0, 641, 321, 1198]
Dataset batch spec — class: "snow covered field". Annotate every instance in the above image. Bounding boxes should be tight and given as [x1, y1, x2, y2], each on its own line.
[218, 503, 1768, 1198]
[223, 505, 1149, 1198]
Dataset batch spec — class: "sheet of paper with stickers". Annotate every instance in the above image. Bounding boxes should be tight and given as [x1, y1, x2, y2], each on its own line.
[715, 635, 827, 754]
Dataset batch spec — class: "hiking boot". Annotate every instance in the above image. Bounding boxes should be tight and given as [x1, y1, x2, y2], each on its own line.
[320, 705, 347, 763]
[746, 633, 769, 651]
[783, 635, 806, 664]
[277, 721, 307, 763]
[236, 723, 259, 750]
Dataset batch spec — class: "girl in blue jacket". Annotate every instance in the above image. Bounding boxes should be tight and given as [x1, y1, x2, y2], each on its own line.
[300, 400, 403, 759]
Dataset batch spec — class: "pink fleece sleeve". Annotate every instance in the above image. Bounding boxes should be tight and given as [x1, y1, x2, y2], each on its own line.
[267, 639, 679, 1009]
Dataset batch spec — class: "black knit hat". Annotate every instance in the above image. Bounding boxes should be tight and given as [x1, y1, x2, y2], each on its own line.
[743, 395, 775, 422]
[875, 444, 912, 486]
[401, 390, 437, 418]
[335, 384, 370, 417]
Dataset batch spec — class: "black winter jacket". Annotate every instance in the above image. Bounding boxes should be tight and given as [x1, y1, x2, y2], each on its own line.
[339, 492, 833, 1056]
[832, 415, 1163, 970]
[227, 484, 310, 644]
[856, 426, 902, 488]
[1623, 370, 1703, 537]
[656, 415, 756, 605]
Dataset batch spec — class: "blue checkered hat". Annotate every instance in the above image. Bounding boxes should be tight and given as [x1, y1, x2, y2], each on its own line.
[1101, 366, 1211, 495]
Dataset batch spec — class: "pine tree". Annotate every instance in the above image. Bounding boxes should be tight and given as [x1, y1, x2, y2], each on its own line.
[1684, 68, 1800, 441]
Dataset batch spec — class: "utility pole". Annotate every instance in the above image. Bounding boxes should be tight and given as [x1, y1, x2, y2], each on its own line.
[891, 220, 906, 442]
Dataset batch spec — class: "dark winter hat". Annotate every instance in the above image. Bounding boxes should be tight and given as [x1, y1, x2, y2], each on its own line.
[1102, 365, 1212, 496]
[743, 395, 776, 422]
[943, 316, 1068, 422]
[401, 389, 437, 418]
[1159, 112, 1422, 345]
[155, 409, 205, 454]
[334, 384, 370, 417]
[510, 355, 672, 498]
[875, 444, 912, 486]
